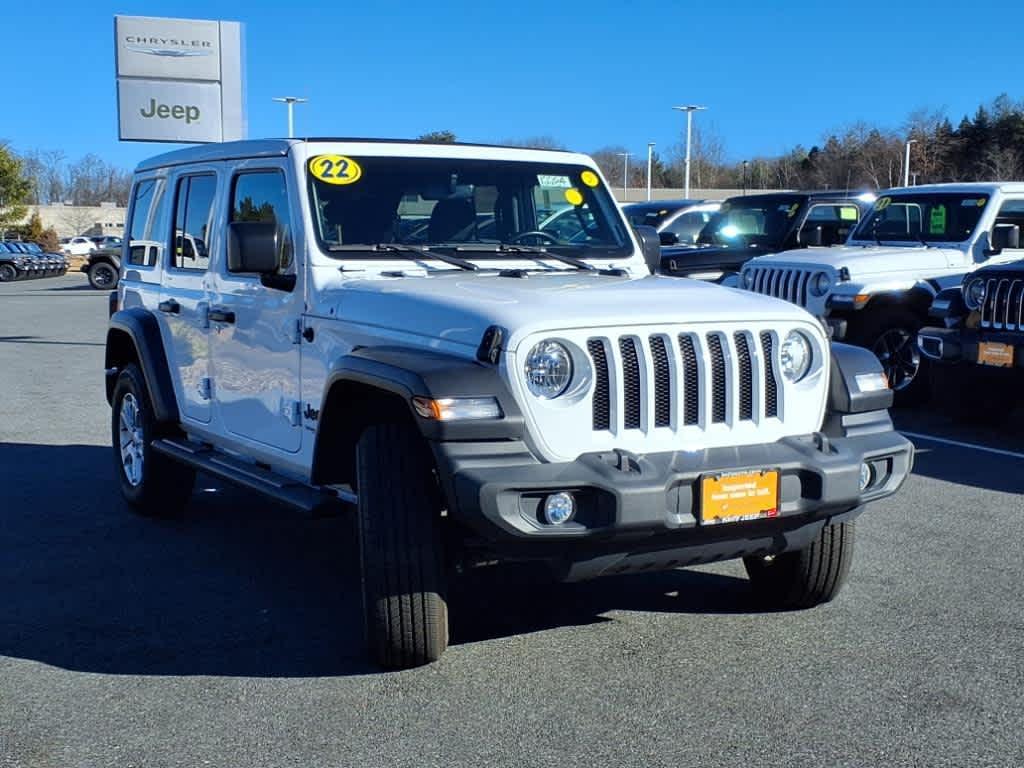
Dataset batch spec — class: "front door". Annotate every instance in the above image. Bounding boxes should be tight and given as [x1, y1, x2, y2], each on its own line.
[158, 171, 219, 424]
[208, 162, 303, 453]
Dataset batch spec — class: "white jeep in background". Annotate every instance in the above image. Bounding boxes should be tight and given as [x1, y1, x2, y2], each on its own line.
[103, 138, 912, 668]
[738, 183, 1024, 402]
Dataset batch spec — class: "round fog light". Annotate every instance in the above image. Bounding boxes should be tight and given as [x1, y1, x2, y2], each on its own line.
[543, 492, 575, 525]
[859, 462, 873, 491]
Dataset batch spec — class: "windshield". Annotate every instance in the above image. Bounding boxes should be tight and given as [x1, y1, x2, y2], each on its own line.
[851, 193, 989, 243]
[697, 196, 804, 248]
[307, 155, 630, 257]
[622, 202, 691, 229]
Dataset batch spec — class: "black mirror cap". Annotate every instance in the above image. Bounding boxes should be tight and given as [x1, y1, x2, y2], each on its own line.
[659, 231, 679, 246]
[990, 223, 1020, 253]
[802, 225, 824, 247]
[633, 225, 661, 274]
[227, 220, 279, 274]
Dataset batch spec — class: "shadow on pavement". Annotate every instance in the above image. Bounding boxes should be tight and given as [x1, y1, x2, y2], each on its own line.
[0, 442, 758, 677]
[0, 335, 105, 347]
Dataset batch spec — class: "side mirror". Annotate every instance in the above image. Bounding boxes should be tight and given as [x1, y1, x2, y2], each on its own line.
[659, 231, 679, 246]
[227, 220, 279, 274]
[801, 225, 824, 247]
[633, 225, 662, 274]
[988, 223, 1020, 254]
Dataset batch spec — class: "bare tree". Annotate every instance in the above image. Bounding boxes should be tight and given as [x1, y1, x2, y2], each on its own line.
[502, 136, 566, 150]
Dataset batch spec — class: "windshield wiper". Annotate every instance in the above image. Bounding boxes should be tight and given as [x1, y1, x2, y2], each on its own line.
[328, 243, 478, 271]
[452, 243, 603, 273]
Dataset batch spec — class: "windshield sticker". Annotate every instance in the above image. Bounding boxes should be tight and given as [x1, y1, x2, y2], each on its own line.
[961, 197, 987, 207]
[840, 206, 858, 221]
[538, 174, 572, 188]
[564, 188, 584, 206]
[310, 155, 362, 185]
[580, 170, 600, 188]
[874, 197, 892, 211]
[786, 203, 800, 218]
[929, 205, 947, 234]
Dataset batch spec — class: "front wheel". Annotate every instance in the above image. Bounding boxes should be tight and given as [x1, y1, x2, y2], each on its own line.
[0, 263, 18, 282]
[356, 422, 449, 669]
[850, 307, 927, 406]
[88, 261, 118, 290]
[744, 521, 855, 609]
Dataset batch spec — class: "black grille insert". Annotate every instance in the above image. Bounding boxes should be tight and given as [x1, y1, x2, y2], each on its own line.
[734, 332, 754, 421]
[619, 337, 642, 429]
[587, 339, 610, 430]
[760, 331, 778, 418]
[677, 335, 700, 425]
[650, 335, 671, 428]
[707, 333, 727, 423]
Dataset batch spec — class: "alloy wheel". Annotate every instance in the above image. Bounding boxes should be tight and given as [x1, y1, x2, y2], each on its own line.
[118, 393, 145, 487]
[871, 327, 920, 392]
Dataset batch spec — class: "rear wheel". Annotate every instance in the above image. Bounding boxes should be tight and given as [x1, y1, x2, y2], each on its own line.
[356, 421, 449, 669]
[744, 521, 855, 609]
[89, 261, 118, 290]
[850, 306, 927, 406]
[111, 363, 195, 517]
[0, 263, 18, 282]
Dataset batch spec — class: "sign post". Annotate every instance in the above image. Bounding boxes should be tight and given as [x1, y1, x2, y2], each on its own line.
[114, 15, 246, 143]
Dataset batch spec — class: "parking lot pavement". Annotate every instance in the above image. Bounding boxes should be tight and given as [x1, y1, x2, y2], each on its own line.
[2, 274, 1022, 768]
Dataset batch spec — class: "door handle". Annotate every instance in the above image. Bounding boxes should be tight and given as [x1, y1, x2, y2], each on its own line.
[158, 299, 180, 314]
[207, 307, 236, 324]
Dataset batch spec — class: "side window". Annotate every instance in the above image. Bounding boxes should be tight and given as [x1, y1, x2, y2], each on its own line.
[125, 179, 163, 267]
[994, 200, 1024, 248]
[171, 175, 216, 271]
[803, 204, 860, 246]
[230, 170, 293, 269]
[665, 210, 712, 244]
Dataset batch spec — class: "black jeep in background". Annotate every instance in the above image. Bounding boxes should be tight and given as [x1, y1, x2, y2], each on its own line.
[82, 247, 121, 289]
[658, 190, 873, 282]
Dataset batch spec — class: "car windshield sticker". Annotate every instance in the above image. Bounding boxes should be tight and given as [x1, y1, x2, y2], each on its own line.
[786, 203, 800, 218]
[309, 155, 362, 185]
[580, 170, 600, 188]
[929, 204, 947, 234]
[538, 175, 572, 188]
[564, 188, 584, 206]
[840, 206, 858, 221]
[875, 196, 891, 210]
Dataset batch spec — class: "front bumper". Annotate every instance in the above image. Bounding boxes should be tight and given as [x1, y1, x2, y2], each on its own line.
[919, 326, 1024, 370]
[435, 416, 912, 579]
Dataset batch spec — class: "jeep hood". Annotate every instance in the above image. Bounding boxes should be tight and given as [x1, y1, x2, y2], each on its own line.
[747, 244, 960, 279]
[327, 272, 815, 350]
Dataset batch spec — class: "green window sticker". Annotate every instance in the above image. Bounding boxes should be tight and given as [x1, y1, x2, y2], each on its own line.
[929, 205, 947, 235]
[839, 206, 858, 221]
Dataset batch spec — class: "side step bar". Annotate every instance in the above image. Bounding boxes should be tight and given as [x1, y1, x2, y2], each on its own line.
[151, 437, 357, 515]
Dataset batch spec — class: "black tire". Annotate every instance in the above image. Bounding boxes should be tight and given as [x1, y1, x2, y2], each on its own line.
[849, 306, 928, 406]
[111, 363, 195, 517]
[744, 521, 855, 609]
[356, 422, 449, 669]
[0, 263, 18, 282]
[88, 261, 119, 290]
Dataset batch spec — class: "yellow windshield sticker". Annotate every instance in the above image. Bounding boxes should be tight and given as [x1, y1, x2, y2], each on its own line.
[580, 170, 599, 188]
[787, 203, 800, 218]
[310, 155, 362, 185]
[978, 197, 987, 207]
[565, 187, 584, 206]
[929, 204, 947, 234]
[875, 197, 891, 210]
[839, 206, 858, 221]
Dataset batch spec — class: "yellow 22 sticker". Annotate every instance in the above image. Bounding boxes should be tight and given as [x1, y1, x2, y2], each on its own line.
[565, 188, 584, 206]
[875, 196, 891, 210]
[580, 170, 599, 188]
[310, 155, 362, 185]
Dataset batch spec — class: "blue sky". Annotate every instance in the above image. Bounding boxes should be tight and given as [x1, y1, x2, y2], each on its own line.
[5, 0, 1023, 170]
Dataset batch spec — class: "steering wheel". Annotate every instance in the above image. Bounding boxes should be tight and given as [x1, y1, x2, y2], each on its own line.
[510, 230, 560, 245]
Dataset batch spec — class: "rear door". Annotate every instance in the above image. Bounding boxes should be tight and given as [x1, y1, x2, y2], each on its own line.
[208, 161, 303, 453]
[158, 170, 219, 425]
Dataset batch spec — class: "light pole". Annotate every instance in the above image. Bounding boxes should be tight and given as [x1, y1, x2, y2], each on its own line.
[617, 152, 631, 202]
[646, 142, 655, 201]
[903, 139, 918, 187]
[742, 160, 749, 195]
[673, 105, 707, 198]
[272, 96, 308, 138]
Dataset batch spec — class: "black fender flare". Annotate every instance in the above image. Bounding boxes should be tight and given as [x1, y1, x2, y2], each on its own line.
[105, 308, 179, 424]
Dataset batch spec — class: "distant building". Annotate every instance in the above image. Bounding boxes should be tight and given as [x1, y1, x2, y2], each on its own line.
[19, 203, 126, 239]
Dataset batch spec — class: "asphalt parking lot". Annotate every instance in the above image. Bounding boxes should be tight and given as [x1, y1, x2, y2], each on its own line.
[2, 273, 1022, 768]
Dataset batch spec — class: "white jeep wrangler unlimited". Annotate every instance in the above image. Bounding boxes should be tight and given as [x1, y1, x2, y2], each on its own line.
[737, 183, 1024, 402]
[104, 138, 912, 668]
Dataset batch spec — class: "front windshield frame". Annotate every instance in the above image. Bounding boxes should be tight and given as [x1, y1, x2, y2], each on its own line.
[305, 155, 632, 260]
[850, 192, 991, 244]
[696, 195, 805, 249]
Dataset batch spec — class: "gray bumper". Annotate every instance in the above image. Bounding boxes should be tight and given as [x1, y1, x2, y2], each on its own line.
[919, 326, 1024, 369]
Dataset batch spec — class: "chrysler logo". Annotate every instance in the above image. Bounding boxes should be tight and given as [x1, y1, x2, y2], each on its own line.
[123, 36, 214, 57]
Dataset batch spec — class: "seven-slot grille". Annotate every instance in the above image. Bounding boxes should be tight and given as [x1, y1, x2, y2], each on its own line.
[980, 276, 1024, 331]
[746, 267, 812, 307]
[586, 331, 780, 432]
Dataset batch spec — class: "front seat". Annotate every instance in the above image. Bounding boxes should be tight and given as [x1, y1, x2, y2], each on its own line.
[428, 198, 475, 243]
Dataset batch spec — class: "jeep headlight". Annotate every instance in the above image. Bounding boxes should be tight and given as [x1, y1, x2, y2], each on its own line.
[964, 277, 986, 310]
[741, 269, 754, 289]
[780, 331, 813, 382]
[524, 340, 573, 399]
[810, 271, 831, 297]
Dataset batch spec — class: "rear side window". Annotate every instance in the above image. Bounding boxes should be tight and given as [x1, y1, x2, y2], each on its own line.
[171, 175, 217, 271]
[230, 170, 293, 269]
[125, 180, 162, 267]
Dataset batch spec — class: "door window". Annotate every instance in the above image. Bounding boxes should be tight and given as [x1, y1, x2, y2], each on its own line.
[125, 179, 165, 267]
[171, 175, 217, 271]
[230, 171, 293, 269]
[802, 204, 861, 246]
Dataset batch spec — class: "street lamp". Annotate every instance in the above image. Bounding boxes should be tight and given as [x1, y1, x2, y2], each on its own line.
[742, 160, 749, 195]
[903, 139, 918, 187]
[617, 152, 632, 202]
[646, 142, 655, 201]
[272, 96, 308, 138]
[672, 105, 707, 198]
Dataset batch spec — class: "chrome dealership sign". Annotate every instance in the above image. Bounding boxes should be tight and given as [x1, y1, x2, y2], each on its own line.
[115, 15, 245, 143]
